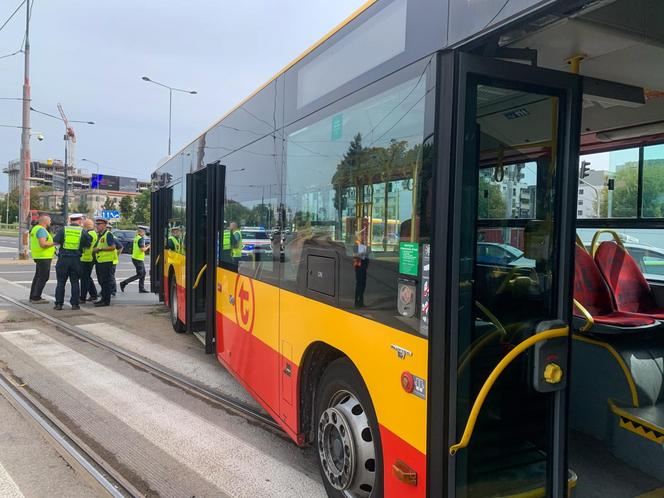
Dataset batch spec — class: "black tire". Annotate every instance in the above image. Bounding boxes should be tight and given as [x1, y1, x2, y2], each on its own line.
[314, 358, 383, 498]
[169, 276, 186, 333]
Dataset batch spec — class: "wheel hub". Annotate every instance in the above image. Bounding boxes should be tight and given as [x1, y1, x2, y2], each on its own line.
[318, 391, 376, 497]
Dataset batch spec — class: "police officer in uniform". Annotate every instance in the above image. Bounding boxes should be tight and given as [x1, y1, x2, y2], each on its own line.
[29, 215, 55, 303]
[120, 226, 151, 293]
[52, 214, 92, 310]
[79, 218, 99, 303]
[229, 221, 243, 263]
[92, 218, 116, 307]
[167, 226, 181, 253]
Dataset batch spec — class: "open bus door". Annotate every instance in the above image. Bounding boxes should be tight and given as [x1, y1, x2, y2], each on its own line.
[429, 52, 582, 498]
[150, 187, 172, 301]
[185, 162, 224, 354]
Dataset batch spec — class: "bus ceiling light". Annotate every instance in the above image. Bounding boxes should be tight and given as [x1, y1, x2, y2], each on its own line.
[595, 121, 664, 142]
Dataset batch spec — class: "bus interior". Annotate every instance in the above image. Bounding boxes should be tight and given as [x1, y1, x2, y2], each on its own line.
[462, 0, 664, 496]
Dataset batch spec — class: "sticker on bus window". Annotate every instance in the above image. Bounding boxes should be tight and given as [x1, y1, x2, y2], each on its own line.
[399, 242, 419, 276]
[331, 114, 343, 141]
[420, 243, 430, 337]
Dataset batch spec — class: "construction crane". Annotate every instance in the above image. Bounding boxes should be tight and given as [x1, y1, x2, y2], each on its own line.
[57, 103, 76, 220]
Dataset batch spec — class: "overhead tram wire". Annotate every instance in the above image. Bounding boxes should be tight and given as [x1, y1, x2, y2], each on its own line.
[0, 0, 32, 60]
[0, 0, 27, 33]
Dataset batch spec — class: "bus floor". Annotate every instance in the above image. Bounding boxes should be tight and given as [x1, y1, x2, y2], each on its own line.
[569, 430, 664, 498]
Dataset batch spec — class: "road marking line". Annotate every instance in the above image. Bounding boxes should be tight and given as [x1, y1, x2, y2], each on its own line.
[0, 462, 25, 498]
[0, 246, 16, 253]
[0, 329, 324, 498]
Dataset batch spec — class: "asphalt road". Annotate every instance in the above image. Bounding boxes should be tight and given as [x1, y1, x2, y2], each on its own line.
[0, 235, 157, 306]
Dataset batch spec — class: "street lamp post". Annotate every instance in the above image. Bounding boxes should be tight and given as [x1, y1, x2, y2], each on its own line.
[141, 77, 197, 156]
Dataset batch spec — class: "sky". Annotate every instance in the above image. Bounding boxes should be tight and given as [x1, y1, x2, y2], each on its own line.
[0, 0, 365, 192]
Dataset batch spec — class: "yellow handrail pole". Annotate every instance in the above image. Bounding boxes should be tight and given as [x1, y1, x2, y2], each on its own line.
[155, 254, 161, 265]
[449, 327, 569, 455]
[572, 298, 594, 333]
[193, 264, 207, 289]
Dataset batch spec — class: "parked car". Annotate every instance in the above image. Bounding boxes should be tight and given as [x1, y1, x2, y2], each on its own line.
[113, 229, 151, 254]
[476, 242, 535, 268]
[241, 227, 273, 260]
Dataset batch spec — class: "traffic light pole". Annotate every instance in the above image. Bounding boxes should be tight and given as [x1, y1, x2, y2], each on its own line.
[17, 0, 31, 259]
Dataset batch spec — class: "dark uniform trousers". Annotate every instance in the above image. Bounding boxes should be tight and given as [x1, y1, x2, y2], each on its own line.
[55, 257, 81, 306]
[96, 262, 114, 304]
[30, 259, 52, 300]
[79, 261, 98, 300]
[121, 259, 146, 290]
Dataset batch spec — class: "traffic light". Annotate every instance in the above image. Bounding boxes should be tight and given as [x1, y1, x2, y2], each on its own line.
[580, 160, 591, 179]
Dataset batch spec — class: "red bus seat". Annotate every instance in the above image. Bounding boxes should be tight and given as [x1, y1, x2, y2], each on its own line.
[574, 245, 657, 332]
[595, 241, 664, 320]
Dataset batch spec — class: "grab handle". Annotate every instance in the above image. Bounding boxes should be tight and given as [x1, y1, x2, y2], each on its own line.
[193, 264, 207, 289]
[449, 326, 569, 455]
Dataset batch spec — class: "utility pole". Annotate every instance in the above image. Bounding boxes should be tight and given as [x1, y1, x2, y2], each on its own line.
[18, 0, 31, 259]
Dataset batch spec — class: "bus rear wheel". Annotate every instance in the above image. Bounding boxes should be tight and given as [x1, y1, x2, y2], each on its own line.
[315, 358, 382, 498]
[169, 277, 186, 333]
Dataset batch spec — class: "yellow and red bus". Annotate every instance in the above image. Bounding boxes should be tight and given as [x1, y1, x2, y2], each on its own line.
[151, 0, 664, 496]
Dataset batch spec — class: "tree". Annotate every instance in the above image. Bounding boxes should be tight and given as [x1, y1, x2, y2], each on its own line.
[119, 195, 134, 221]
[0, 189, 19, 224]
[30, 186, 53, 211]
[477, 176, 507, 219]
[102, 196, 117, 211]
[75, 199, 90, 215]
[133, 190, 151, 224]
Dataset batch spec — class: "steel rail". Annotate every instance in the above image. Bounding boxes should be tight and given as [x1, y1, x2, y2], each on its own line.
[0, 370, 138, 498]
[0, 293, 282, 432]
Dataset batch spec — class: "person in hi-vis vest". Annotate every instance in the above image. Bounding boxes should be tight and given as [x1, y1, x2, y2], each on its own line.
[92, 218, 116, 307]
[79, 218, 99, 303]
[29, 214, 55, 303]
[52, 213, 92, 310]
[120, 226, 151, 293]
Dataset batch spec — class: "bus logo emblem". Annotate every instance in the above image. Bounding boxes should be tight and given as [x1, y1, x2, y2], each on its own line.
[234, 275, 255, 333]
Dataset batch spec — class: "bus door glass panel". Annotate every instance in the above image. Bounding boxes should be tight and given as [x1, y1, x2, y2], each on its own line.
[217, 136, 281, 411]
[153, 187, 172, 298]
[452, 69, 577, 498]
[187, 169, 208, 328]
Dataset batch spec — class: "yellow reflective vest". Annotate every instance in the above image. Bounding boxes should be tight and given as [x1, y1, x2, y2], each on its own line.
[30, 224, 55, 260]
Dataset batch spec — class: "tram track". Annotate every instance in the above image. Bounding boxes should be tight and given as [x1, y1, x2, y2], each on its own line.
[0, 367, 139, 498]
[0, 293, 282, 435]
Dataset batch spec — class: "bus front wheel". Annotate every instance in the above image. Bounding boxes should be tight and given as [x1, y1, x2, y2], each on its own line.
[315, 358, 382, 498]
[169, 277, 186, 333]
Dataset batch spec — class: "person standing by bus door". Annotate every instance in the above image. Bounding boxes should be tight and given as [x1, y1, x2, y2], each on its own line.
[79, 218, 99, 303]
[230, 222, 243, 263]
[52, 214, 91, 310]
[92, 218, 116, 307]
[167, 226, 181, 253]
[120, 226, 151, 293]
[29, 215, 55, 303]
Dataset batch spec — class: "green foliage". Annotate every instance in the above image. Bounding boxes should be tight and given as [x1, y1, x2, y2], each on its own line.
[74, 199, 90, 215]
[0, 189, 19, 223]
[30, 186, 53, 210]
[102, 196, 117, 210]
[132, 190, 150, 224]
[477, 176, 507, 219]
[642, 159, 664, 217]
[119, 195, 134, 220]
